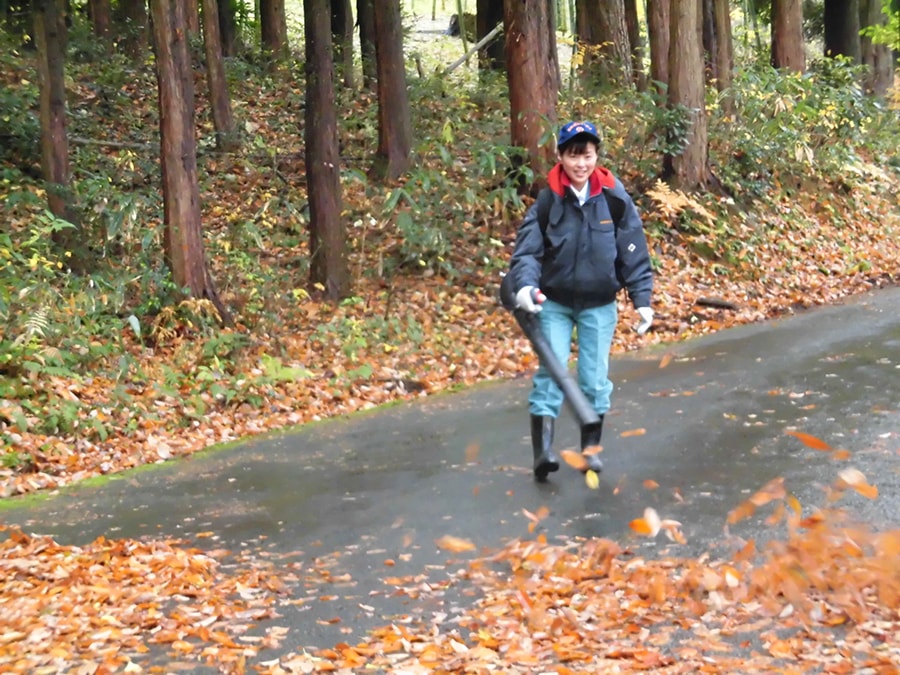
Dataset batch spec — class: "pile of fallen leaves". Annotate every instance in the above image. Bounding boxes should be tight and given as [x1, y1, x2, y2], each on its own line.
[263, 473, 899, 674]
[5, 469, 895, 673]
[0, 525, 288, 672]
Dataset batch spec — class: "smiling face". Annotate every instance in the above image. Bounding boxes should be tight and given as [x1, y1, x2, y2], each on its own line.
[558, 140, 599, 191]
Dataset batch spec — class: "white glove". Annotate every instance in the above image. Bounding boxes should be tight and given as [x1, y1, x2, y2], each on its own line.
[636, 307, 654, 335]
[515, 286, 546, 314]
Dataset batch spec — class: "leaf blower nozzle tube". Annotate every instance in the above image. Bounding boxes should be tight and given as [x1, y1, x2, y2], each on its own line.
[500, 274, 602, 429]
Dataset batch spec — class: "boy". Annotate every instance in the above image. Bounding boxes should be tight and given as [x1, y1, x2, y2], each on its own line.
[508, 120, 654, 481]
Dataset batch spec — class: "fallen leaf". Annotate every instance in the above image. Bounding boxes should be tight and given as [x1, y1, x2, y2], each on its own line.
[560, 449, 588, 471]
[620, 428, 647, 438]
[434, 535, 476, 553]
[785, 430, 832, 451]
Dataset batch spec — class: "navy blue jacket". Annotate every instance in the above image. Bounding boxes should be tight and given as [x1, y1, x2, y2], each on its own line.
[510, 163, 653, 310]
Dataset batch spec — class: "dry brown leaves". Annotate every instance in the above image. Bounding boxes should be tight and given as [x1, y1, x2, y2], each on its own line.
[260, 474, 899, 674]
[0, 525, 287, 673]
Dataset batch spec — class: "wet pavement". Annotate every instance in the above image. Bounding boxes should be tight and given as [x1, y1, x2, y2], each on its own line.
[2, 286, 899, 659]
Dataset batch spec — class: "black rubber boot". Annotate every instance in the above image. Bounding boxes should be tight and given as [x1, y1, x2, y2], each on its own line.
[580, 416, 604, 473]
[531, 415, 560, 481]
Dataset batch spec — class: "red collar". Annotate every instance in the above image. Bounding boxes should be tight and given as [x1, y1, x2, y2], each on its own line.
[547, 163, 615, 197]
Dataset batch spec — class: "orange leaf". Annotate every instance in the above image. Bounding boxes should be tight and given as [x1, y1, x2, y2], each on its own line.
[629, 507, 661, 536]
[726, 499, 756, 525]
[582, 443, 603, 456]
[658, 352, 674, 369]
[830, 449, 851, 461]
[621, 428, 647, 438]
[643, 479, 659, 490]
[748, 476, 786, 506]
[785, 430, 832, 451]
[560, 449, 588, 470]
[435, 535, 476, 553]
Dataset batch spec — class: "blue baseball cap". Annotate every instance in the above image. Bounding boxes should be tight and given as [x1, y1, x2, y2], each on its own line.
[557, 120, 601, 148]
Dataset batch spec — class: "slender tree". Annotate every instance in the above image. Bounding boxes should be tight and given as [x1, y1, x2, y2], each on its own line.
[87, 0, 112, 51]
[201, 0, 239, 151]
[647, 0, 670, 93]
[771, 0, 806, 72]
[477, 0, 505, 71]
[702, 0, 733, 94]
[824, 0, 862, 61]
[663, 0, 709, 190]
[623, 0, 646, 89]
[33, 0, 75, 231]
[260, 0, 288, 60]
[860, 0, 893, 95]
[574, 0, 632, 89]
[117, 0, 148, 63]
[357, 0, 377, 89]
[371, 0, 412, 180]
[305, 0, 350, 299]
[504, 0, 560, 191]
[149, 0, 230, 320]
[331, 0, 356, 87]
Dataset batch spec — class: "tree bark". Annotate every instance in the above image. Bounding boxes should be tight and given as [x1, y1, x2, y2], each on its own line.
[371, 0, 412, 181]
[574, 0, 632, 89]
[712, 0, 733, 95]
[150, 0, 229, 320]
[357, 0, 377, 89]
[860, 0, 893, 96]
[88, 0, 112, 51]
[623, 0, 646, 89]
[331, 0, 356, 88]
[663, 0, 709, 191]
[117, 0, 148, 63]
[771, 0, 806, 72]
[477, 0, 505, 71]
[824, 0, 861, 61]
[305, 0, 350, 300]
[504, 0, 559, 192]
[702, 0, 733, 94]
[260, 0, 288, 60]
[34, 0, 75, 229]
[186, 0, 200, 34]
[218, 0, 239, 56]
[201, 0, 239, 151]
[647, 0, 670, 94]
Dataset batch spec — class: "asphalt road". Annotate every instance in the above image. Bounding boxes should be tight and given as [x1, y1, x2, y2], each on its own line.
[3, 285, 899, 661]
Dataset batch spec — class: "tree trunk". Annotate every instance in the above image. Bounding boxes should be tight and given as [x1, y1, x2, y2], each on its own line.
[88, 0, 112, 51]
[186, 0, 200, 34]
[202, 0, 239, 151]
[34, 0, 76, 232]
[357, 0, 377, 89]
[702, 0, 733, 94]
[824, 0, 861, 61]
[860, 0, 893, 96]
[477, 0, 505, 71]
[574, 0, 632, 89]
[771, 0, 806, 72]
[712, 0, 733, 94]
[663, 0, 709, 191]
[371, 0, 412, 181]
[623, 0, 646, 89]
[150, 0, 229, 320]
[260, 0, 288, 60]
[218, 0, 239, 56]
[117, 0, 148, 63]
[305, 0, 350, 300]
[504, 0, 559, 192]
[331, 0, 356, 88]
[647, 0, 670, 94]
